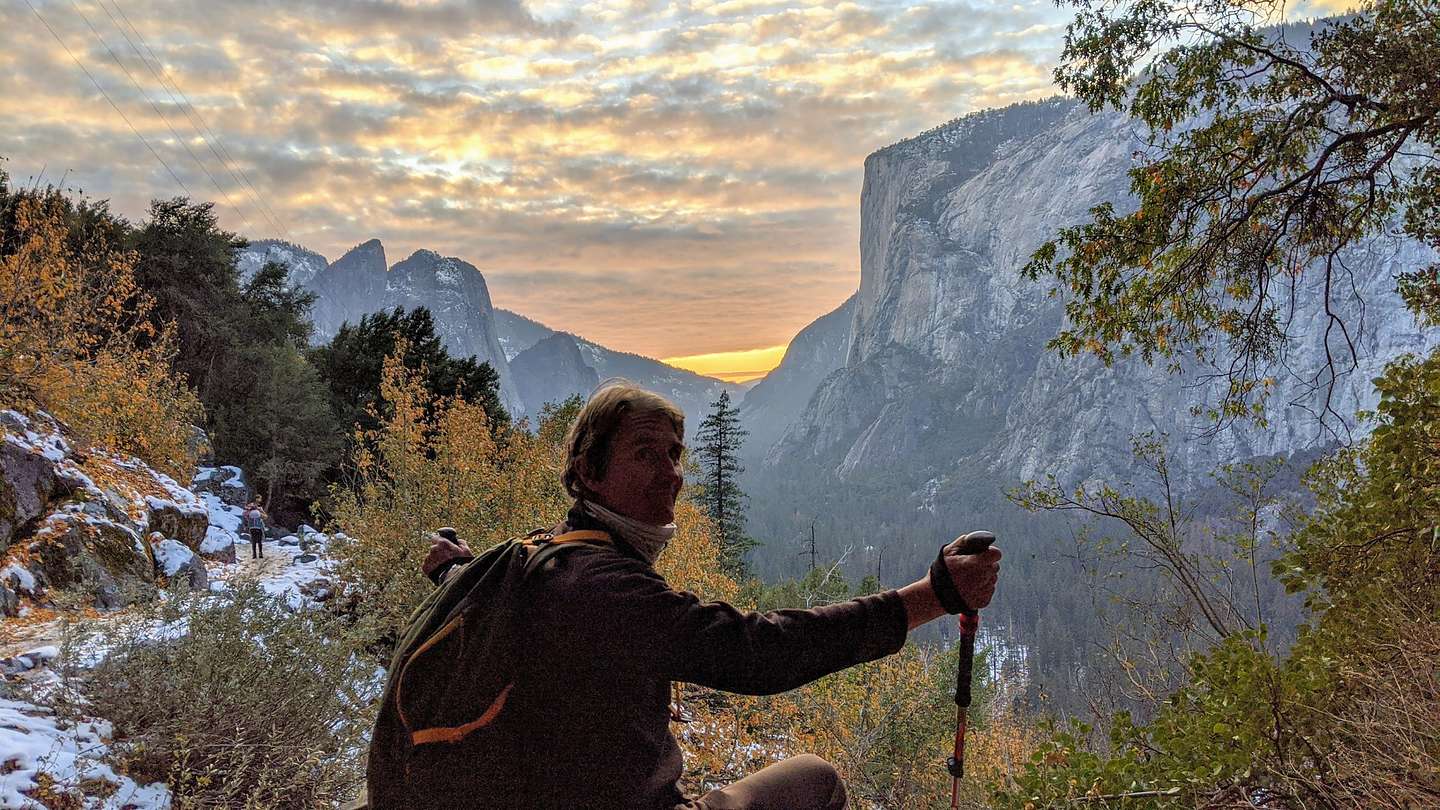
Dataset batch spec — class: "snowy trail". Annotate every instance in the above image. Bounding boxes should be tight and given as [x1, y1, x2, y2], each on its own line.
[0, 530, 339, 807]
[0, 539, 278, 664]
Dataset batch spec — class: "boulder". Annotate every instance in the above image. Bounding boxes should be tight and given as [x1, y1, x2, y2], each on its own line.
[190, 466, 251, 508]
[146, 501, 209, 549]
[199, 526, 238, 563]
[30, 518, 154, 610]
[0, 582, 16, 618]
[0, 432, 66, 554]
[151, 536, 208, 591]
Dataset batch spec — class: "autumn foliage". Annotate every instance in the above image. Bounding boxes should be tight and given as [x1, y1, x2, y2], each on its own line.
[0, 178, 201, 478]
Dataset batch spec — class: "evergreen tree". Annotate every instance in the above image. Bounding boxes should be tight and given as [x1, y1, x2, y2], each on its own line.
[211, 341, 341, 519]
[127, 203, 342, 520]
[695, 390, 755, 577]
[129, 198, 248, 403]
[309, 306, 507, 435]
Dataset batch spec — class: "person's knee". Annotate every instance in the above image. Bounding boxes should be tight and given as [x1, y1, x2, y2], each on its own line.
[792, 754, 845, 810]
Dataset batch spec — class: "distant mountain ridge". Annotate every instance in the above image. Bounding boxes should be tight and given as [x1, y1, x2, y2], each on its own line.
[237, 240, 743, 428]
[491, 308, 744, 432]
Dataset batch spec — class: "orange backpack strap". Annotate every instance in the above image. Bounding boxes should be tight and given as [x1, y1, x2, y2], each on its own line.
[548, 529, 611, 545]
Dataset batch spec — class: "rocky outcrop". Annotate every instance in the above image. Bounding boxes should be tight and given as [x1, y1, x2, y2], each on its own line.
[30, 513, 153, 609]
[0, 411, 228, 611]
[387, 250, 521, 415]
[191, 465, 251, 508]
[235, 239, 328, 289]
[758, 97, 1438, 513]
[510, 333, 600, 420]
[306, 239, 391, 341]
[150, 535, 208, 591]
[0, 414, 70, 555]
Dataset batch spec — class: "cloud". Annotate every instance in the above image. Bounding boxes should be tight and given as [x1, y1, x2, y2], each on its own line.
[2, 0, 1072, 359]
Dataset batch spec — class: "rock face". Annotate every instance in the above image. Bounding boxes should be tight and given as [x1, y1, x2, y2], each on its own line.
[386, 250, 520, 415]
[493, 308, 744, 433]
[740, 295, 854, 463]
[235, 239, 328, 289]
[509, 333, 600, 421]
[305, 239, 391, 341]
[753, 98, 1438, 514]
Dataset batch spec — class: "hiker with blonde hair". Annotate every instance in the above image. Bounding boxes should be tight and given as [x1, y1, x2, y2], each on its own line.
[368, 380, 1002, 809]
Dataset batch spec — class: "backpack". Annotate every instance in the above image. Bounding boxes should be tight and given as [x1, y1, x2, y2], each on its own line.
[360, 528, 612, 809]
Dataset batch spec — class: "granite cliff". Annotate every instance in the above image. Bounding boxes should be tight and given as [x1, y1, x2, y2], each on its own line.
[748, 97, 1436, 539]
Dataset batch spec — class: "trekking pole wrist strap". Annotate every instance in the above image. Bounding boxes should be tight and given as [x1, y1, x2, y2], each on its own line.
[930, 546, 974, 616]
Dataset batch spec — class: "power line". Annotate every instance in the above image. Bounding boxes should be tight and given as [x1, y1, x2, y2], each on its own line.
[102, 0, 291, 240]
[24, 0, 192, 196]
[111, 0, 290, 240]
[68, 0, 255, 233]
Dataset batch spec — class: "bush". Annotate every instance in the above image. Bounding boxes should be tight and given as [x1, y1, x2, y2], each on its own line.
[71, 580, 378, 808]
[0, 177, 202, 479]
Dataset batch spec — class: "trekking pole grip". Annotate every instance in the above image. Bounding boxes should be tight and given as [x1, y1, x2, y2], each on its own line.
[945, 531, 993, 707]
[437, 527, 459, 543]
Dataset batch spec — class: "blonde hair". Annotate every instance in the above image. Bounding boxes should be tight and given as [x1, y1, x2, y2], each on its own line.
[562, 380, 684, 499]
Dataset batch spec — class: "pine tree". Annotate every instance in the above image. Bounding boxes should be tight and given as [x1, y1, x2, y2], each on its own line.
[695, 390, 755, 578]
[309, 306, 507, 436]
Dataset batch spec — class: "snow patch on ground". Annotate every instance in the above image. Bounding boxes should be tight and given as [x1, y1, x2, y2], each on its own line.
[0, 697, 170, 808]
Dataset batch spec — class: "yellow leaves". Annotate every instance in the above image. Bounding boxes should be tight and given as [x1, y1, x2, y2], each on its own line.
[330, 350, 577, 644]
[0, 190, 200, 479]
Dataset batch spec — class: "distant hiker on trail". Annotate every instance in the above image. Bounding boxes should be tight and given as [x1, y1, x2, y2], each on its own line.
[365, 381, 1002, 810]
[242, 501, 266, 559]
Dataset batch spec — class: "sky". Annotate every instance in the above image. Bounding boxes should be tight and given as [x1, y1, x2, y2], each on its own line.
[1, 0, 1352, 381]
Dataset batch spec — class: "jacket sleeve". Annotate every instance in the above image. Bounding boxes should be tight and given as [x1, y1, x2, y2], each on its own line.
[556, 551, 909, 695]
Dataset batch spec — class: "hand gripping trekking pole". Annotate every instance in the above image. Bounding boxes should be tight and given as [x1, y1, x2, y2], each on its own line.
[928, 531, 995, 809]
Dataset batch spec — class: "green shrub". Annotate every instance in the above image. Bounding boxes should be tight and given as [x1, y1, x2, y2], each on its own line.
[72, 579, 378, 809]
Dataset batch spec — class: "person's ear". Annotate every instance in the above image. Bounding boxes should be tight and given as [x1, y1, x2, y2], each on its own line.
[575, 455, 603, 492]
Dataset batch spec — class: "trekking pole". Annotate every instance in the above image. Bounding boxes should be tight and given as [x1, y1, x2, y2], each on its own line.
[934, 531, 995, 809]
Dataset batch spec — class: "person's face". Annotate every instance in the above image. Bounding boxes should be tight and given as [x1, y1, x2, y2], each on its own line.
[582, 411, 684, 525]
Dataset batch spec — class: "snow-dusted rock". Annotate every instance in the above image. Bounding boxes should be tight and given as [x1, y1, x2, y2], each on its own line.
[150, 535, 208, 591]
[0, 645, 58, 676]
[235, 238, 329, 289]
[30, 513, 152, 610]
[0, 412, 232, 609]
[190, 464, 251, 508]
[0, 411, 72, 553]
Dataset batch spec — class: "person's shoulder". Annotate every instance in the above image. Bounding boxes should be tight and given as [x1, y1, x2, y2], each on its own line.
[533, 541, 661, 590]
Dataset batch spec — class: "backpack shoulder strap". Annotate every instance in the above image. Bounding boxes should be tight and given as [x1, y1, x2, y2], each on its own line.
[522, 530, 612, 577]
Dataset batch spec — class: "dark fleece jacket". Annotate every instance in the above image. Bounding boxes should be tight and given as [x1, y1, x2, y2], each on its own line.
[412, 503, 909, 809]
